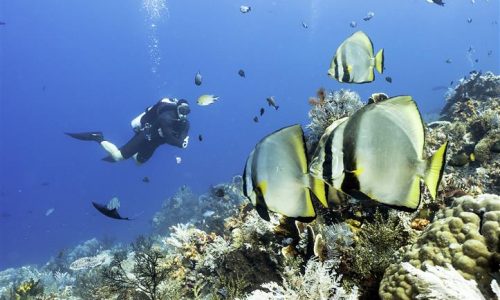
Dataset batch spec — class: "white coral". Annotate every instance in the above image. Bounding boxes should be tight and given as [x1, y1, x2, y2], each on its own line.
[401, 262, 486, 300]
[246, 259, 358, 300]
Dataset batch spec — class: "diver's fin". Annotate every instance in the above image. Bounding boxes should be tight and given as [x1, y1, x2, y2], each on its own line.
[92, 201, 131, 220]
[101, 156, 117, 163]
[424, 141, 448, 199]
[65, 132, 104, 143]
[375, 49, 384, 74]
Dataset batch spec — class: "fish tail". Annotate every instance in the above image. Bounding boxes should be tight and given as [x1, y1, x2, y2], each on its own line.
[308, 176, 328, 208]
[423, 141, 448, 199]
[375, 49, 384, 74]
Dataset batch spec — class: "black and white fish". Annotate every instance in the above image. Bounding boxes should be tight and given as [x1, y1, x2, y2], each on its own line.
[240, 5, 251, 13]
[243, 96, 448, 221]
[309, 96, 448, 210]
[243, 125, 328, 221]
[328, 31, 384, 84]
[363, 11, 375, 21]
[194, 71, 202, 86]
[427, 0, 445, 6]
[266, 96, 279, 110]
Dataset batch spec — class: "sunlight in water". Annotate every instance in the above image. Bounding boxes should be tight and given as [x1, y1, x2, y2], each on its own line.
[143, 0, 169, 73]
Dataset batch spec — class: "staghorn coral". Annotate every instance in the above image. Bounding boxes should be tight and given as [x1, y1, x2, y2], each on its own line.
[379, 194, 500, 299]
[305, 89, 363, 152]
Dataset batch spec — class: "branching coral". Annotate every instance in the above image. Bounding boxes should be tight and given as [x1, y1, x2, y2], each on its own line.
[305, 89, 363, 152]
[101, 236, 169, 300]
[246, 259, 358, 300]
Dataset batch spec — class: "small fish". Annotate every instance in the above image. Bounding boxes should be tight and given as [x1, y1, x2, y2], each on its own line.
[445, 59, 452, 64]
[176, 156, 182, 164]
[450, 81, 454, 85]
[42, 85, 46, 92]
[0, 22, 5, 26]
[467, 18, 472, 23]
[363, 11, 375, 21]
[240, 5, 251, 13]
[142, 176, 150, 183]
[302, 22, 308, 29]
[349, 21, 357, 28]
[45, 208, 55, 216]
[467, 46, 474, 53]
[41, 182, 50, 186]
[197, 94, 219, 106]
[238, 69, 246, 77]
[266, 96, 279, 110]
[328, 31, 384, 83]
[203, 210, 215, 217]
[260, 107, 265, 116]
[253, 116, 259, 123]
[198, 134, 203, 141]
[427, 0, 445, 6]
[194, 71, 202, 86]
[488, 50, 493, 56]
[385, 76, 392, 83]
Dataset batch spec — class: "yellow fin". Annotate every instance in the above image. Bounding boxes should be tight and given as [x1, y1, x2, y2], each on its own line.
[257, 181, 268, 196]
[347, 65, 353, 73]
[404, 176, 421, 209]
[375, 49, 384, 74]
[424, 141, 448, 199]
[309, 176, 328, 208]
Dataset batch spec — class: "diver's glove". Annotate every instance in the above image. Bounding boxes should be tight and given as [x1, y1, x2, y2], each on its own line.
[182, 136, 189, 148]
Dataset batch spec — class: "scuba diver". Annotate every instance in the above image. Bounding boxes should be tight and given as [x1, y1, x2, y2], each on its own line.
[66, 98, 191, 164]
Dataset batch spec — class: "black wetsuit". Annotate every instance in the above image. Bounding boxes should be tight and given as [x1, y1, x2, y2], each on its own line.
[120, 100, 190, 163]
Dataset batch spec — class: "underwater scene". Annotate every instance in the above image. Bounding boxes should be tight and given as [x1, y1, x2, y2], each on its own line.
[0, 0, 499, 299]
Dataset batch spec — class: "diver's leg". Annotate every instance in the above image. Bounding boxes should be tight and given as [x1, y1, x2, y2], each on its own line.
[133, 144, 158, 165]
[114, 132, 149, 163]
[100, 141, 124, 162]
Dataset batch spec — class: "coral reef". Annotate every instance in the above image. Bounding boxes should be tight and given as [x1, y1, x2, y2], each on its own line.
[0, 74, 498, 300]
[152, 176, 244, 235]
[305, 89, 363, 152]
[426, 72, 500, 196]
[379, 194, 500, 299]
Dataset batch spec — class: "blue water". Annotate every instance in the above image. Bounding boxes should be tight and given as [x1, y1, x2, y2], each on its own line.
[0, 0, 498, 270]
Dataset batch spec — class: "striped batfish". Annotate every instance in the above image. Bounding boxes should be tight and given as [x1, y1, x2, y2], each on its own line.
[310, 95, 448, 210]
[243, 125, 328, 222]
[328, 31, 384, 84]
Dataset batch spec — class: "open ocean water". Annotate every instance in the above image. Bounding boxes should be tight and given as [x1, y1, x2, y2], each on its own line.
[0, 0, 498, 270]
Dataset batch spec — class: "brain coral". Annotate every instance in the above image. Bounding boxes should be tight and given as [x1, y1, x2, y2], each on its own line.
[379, 194, 500, 299]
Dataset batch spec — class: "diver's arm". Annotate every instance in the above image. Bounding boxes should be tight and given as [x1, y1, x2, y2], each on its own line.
[161, 120, 190, 148]
[131, 111, 147, 131]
